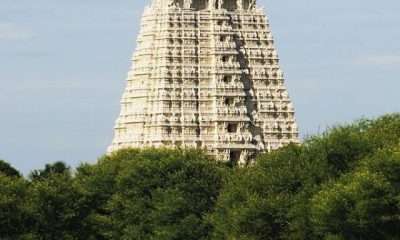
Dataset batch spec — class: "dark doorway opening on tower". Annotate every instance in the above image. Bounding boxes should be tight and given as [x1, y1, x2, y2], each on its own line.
[222, 0, 238, 11]
[225, 97, 235, 106]
[227, 123, 238, 133]
[194, 0, 207, 10]
[223, 75, 232, 84]
[230, 151, 241, 166]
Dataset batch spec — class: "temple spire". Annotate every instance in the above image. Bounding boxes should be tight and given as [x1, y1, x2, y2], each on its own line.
[109, 0, 299, 164]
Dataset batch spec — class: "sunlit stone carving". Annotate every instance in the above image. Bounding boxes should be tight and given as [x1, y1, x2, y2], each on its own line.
[108, 0, 299, 164]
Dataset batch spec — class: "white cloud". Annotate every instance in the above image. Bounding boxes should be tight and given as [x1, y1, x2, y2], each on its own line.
[0, 23, 35, 41]
[352, 55, 400, 67]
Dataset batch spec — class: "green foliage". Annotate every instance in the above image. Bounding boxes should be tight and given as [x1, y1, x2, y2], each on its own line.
[0, 113, 399, 239]
[28, 172, 93, 240]
[81, 148, 225, 240]
[0, 160, 20, 177]
[207, 144, 304, 239]
[311, 146, 400, 240]
[74, 149, 143, 239]
[29, 161, 70, 181]
[209, 113, 400, 239]
[0, 174, 32, 239]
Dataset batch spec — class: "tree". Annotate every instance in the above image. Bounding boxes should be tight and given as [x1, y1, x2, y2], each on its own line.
[28, 172, 93, 240]
[208, 113, 400, 239]
[29, 161, 70, 181]
[0, 174, 33, 239]
[0, 113, 398, 239]
[208, 144, 304, 239]
[311, 146, 400, 240]
[79, 148, 225, 240]
[0, 160, 20, 177]
[74, 152, 130, 240]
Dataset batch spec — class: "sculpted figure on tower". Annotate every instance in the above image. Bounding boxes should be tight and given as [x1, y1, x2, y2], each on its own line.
[248, 0, 257, 10]
[237, 0, 243, 10]
[184, 0, 192, 9]
[209, 0, 216, 10]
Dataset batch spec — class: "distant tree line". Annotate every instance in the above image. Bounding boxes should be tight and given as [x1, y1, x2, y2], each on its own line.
[1, 114, 399, 240]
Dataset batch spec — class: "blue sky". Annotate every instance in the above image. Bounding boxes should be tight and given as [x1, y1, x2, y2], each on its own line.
[0, 0, 399, 174]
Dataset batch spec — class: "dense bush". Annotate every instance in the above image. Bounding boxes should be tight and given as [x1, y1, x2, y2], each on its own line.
[76, 148, 225, 239]
[209, 113, 400, 239]
[0, 114, 399, 239]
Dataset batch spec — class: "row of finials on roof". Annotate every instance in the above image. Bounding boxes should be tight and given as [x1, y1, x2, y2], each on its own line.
[161, 0, 258, 11]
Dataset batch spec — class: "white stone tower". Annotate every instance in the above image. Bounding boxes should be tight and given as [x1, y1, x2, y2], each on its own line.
[108, 0, 299, 164]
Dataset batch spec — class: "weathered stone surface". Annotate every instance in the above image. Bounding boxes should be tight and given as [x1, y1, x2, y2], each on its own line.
[108, 0, 299, 164]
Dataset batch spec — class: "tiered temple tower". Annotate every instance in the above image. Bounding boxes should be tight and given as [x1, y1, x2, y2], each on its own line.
[108, 0, 299, 164]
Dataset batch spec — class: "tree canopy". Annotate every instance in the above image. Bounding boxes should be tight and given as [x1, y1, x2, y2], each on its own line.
[0, 113, 399, 239]
[29, 161, 70, 181]
[208, 113, 400, 239]
[0, 160, 20, 177]
[77, 148, 225, 239]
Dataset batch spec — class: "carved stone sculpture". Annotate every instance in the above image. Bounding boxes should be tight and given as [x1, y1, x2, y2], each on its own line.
[209, 0, 216, 10]
[218, 0, 224, 9]
[184, 0, 192, 9]
[237, 0, 243, 10]
[166, 0, 175, 7]
[248, 0, 256, 10]
[108, 0, 299, 163]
